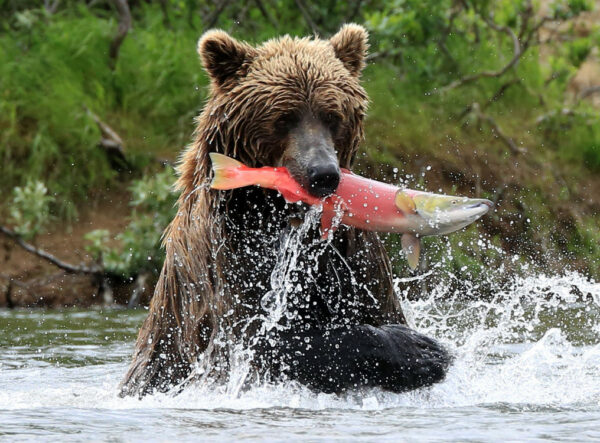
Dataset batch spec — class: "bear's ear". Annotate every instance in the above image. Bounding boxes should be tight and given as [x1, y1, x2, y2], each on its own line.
[329, 24, 369, 77]
[198, 30, 256, 87]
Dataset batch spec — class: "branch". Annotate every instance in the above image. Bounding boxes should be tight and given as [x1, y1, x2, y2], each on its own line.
[0, 225, 102, 275]
[491, 184, 508, 207]
[158, 0, 171, 28]
[438, 17, 521, 93]
[0, 275, 30, 309]
[84, 105, 130, 169]
[85, 105, 169, 167]
[109, 0, 132, 70]
[44, 0, 61, 14]
[578, 86, 600, 102]
[344, 0, 362, 23]
[185, 0, 198, 29]
[0, 273, 30, 289]
[229, 1, 251, 33]
[436, 5, 462, 68]
[457, 79, 521, 121]
[524, 15, 553, 48]
[366, 49, 393, 63]
[128, 271, 150, 308]
[294, 0, 321, 36]
[534, 107, 577, 125]
[484, 78, 521, 110]
[205, 0, 233, 29]
[517, 0, 534, 42]
[468, 103, 526, 156]
[85, 106, 124, 148]
[435, 2, 553, 95]
[254, 0, 278, 29]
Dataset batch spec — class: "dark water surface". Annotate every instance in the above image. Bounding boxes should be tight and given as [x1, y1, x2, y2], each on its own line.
[1, 272, 599, 441]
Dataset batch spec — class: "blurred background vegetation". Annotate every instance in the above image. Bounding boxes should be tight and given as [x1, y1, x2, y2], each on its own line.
[0, 0, 599, 307]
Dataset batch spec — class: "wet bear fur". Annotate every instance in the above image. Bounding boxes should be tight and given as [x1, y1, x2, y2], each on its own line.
[120, 24, 450, 397]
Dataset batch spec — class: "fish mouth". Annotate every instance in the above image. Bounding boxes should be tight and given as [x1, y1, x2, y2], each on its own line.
[478, 199, 494, 209]
[462, 199, 493, 219]
[454, 199, 493, 220]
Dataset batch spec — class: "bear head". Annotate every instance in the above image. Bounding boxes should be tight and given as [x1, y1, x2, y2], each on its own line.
[197, 24, 369, 198]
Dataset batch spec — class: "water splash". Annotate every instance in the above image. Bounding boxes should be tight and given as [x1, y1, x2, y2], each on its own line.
[2, 270, 596, 415]
[186, 206, 328, 395]
[1, 224, 599, 430]
[150, 267, 599, 409]
[259, 207, 324, 331]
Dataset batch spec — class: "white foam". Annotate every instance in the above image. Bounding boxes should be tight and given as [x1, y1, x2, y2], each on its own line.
[1, 271, 598, 412]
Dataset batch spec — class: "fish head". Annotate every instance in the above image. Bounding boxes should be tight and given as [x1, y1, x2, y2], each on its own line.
[407, 191, 493, 236]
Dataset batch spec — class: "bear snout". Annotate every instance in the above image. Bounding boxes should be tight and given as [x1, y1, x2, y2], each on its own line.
[284, 114, 341, 198]
[307, 163, 340, 198]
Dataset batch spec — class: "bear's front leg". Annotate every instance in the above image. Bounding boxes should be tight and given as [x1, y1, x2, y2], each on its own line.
[261, 324, 452, 393]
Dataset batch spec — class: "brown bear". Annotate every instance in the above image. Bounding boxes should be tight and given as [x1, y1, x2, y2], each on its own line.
[120, 24, 450, 398]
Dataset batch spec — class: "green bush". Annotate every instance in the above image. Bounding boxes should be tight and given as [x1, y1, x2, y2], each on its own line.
[536, 111, 600, 171]
[567, 38, 592, 67]
[0, 4, 205, 217]
[85, 167, 178, 279]
[8, 180, 55, 241]
[2, 0, 599, 280]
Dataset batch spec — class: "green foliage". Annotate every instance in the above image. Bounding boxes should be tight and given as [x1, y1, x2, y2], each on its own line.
[8, 180, 55, 240]
[567, 38, 592, 67]
[1, 9, 114, 219]
[85, 168, 178, 279]
[1, 0, 600, 280]
[552, 0, 593, 19]
[83, 229, 110, 264]
[571, 217, 600, 272]
[0, 4, 205, 217]
[2, 0, 596, 205]
[536, 111, 600, 171]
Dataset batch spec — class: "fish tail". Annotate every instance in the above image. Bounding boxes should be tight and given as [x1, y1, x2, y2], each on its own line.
[209, 153, 252, 190]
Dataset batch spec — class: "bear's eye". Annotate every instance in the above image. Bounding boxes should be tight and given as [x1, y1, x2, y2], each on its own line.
[323, 112, 342, 133]
[274, 113, 299, 135]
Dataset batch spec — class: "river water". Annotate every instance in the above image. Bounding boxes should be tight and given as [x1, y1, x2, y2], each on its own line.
[1, 270, 599, 441]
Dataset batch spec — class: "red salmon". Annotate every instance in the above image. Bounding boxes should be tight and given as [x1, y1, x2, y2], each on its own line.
[209, 153, 492, 269]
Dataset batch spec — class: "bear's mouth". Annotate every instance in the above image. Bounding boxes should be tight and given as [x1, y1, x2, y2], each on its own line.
[282, 156, 341, 199]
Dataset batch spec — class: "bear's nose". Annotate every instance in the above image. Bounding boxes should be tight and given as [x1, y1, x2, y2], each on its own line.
[307, 164, 340, 198]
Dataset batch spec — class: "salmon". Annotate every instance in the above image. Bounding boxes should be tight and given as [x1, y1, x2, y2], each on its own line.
[210, 153, 493, 269]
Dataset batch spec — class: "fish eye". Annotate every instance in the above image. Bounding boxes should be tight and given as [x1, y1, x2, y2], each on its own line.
[451, 200, 458, 205]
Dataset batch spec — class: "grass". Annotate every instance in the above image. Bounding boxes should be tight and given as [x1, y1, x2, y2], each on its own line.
[0, 5, 207, 218]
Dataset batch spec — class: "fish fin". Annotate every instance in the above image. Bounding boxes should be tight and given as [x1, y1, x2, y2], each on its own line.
[341, 168, 353, 174]
[209, 153, 246, 189]
[395, 190, 417, 214]
[401, 234, 421, 270]
[320, 211, 337, 239]
[279, 188, 302, 203]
